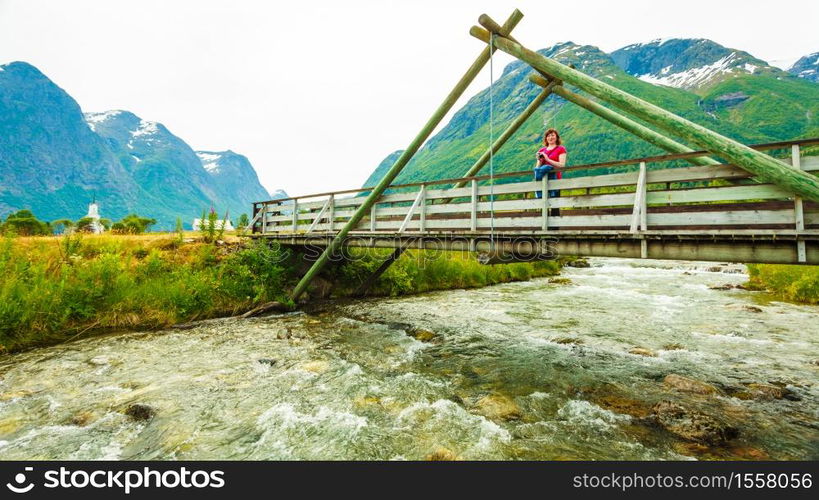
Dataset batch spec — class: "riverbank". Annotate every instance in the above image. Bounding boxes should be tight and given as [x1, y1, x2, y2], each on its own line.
[0, 233, 561, 352]
[745, 264, 819, 304]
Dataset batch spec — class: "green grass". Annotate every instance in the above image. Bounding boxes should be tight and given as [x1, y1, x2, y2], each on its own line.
[0, 233, 565, 352]
[745, 264, 819, 304]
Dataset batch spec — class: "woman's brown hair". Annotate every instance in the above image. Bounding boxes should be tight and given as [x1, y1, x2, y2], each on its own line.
[543, 128, 561, 146]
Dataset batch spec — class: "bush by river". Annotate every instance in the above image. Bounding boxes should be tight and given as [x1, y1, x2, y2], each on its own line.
[0, 233, 561, 352]
[746, 264, 819, 304]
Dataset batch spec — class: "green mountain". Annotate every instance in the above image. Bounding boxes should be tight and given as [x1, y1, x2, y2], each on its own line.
[362, 39, 819, 188]
[0, 61, 280, 228]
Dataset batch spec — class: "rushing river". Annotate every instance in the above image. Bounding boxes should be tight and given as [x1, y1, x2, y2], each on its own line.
[0, 258, 817, 460]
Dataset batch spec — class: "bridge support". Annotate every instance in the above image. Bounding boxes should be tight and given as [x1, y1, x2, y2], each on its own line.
[353, 244, 410, 297]
[290, 9, 525, 301]
[471, 22, 819, 203]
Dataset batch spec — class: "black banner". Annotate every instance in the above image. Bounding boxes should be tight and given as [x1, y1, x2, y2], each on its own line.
[0, 460, 815, 499]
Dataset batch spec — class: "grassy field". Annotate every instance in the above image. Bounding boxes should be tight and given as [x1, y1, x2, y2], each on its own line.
[0, 232, 562, 352]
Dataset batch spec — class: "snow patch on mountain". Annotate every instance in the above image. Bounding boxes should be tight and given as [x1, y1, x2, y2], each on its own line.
[130, 120, 159, 138]
[196, 152, 223, 173]
[637, 52, 749, 89]
[85, 110, 123, 131]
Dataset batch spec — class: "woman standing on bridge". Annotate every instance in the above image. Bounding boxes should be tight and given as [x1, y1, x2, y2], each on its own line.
[533, 129, 567, 216]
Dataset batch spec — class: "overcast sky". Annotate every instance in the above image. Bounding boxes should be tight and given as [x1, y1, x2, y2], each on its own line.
[1, 0, 817, 197]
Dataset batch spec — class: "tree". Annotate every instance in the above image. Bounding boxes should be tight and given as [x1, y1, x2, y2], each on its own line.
[51, 219, 75, 234]
[110, 214, 157, 234]
[75, 217, 96, 233]
[1, 210, 50, 236]
[238, 213, 249, 229]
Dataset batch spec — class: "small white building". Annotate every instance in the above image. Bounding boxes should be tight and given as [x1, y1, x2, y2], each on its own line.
[192, 218, 234, 231]
[84, 201, 105, 234]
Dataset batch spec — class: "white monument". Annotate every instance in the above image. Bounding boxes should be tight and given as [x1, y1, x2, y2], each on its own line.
[84, 200, 105, 234]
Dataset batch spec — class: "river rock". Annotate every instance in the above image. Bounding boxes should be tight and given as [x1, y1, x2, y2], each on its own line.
[706, 266, 723, 273]
[425, 447, 460, 461]
[299, 360, 329, 374]
[88, 356, 110, 366]
[565, 259, 590, 268]
[651, 401, 738, 445]
[70, 411, 95, 427]
[473, 393, 522, 421]
[257, 358, 277, 366]
[124, 403, 156, 421]
[595, 395, 653, 419]
[629, 347, 657, 357]
[552, 336, 583, 345]
[708, 284, 735, 291]
[662, 343, 685, 351]
[663, 374, 719, 395]
[548, 277, 573, 285]
[408, 327, 438, 343]
[742, 305, 763, 313]
[736, 383, 800, 401]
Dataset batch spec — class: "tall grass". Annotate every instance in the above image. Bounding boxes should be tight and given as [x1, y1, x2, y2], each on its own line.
[746, 264, 819, 304]
[0, 233, 564, 352]
[0, 233, 289, 352]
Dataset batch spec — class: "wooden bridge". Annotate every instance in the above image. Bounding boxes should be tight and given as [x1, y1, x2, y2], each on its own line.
[246, 9, 819, 301]
[251, 138, 819, 268]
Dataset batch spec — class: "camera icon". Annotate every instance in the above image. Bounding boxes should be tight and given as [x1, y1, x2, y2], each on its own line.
[6, 467, 35, 494]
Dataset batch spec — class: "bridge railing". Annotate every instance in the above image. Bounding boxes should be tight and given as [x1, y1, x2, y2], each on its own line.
[251, 139, 819, 249]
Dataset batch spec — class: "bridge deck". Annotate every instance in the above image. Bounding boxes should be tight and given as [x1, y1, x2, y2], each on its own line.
[250, 140, 819, 265]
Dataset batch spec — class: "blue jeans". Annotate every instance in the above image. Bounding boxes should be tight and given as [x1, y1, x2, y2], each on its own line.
[534, 165, 559, 199]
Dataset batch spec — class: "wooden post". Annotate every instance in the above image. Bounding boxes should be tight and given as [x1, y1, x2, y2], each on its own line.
[370, 202, 377, 232]
[529, 76, 719, 167]
[470, 179, 478, 231]
[792, 144, 806, 263]
[328, 194, 335, 232]
[292, 199, 299, 233]
[290, 10, 525, 301]
[470, 25, 819, 202]
[630, 162, 647, 234]
[542, 175, 549, 230]
[419, 185, 426, 232]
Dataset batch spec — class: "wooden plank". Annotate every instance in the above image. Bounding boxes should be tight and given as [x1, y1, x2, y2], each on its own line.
[398, 187, 426, 233]
[292, 199, 298, 233]
[792, 145, 807, 263]
[419, 185, 427, 232]
[542, 175, 549, 231]
[630, 161, 646, 233]
[471, 179, 478, 231]
[370, 203, 377, 231]
[306, 197, 331, 233]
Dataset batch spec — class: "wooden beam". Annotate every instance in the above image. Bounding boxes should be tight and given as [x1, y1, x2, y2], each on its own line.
[353, 245, 409, 297]
[306, 196, 332, 233]
[399, 186, 426, 233]
[290, 9, 525, 301]
[792, 144, 807, 263]
[470, 179, 478, 231]
[529, 76, 719, 167]
[470, 25, 819, 202]
[630, 162, 647, 233]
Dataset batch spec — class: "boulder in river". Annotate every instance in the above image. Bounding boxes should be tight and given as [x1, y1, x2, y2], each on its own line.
[628, 347, 657, 357]
[663, 374, 719, 395]
[408, 327, 439, 343]
[548, 277, 573, 285]
[651, 401, 738, 445]
[257, 358, 277, 366]
[473, 393, 522, 421]
[425, 447, 460, 461]
[735, 383, 800, 401]
[565, 259, 591, 268]
[124, 403, 156, 421]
